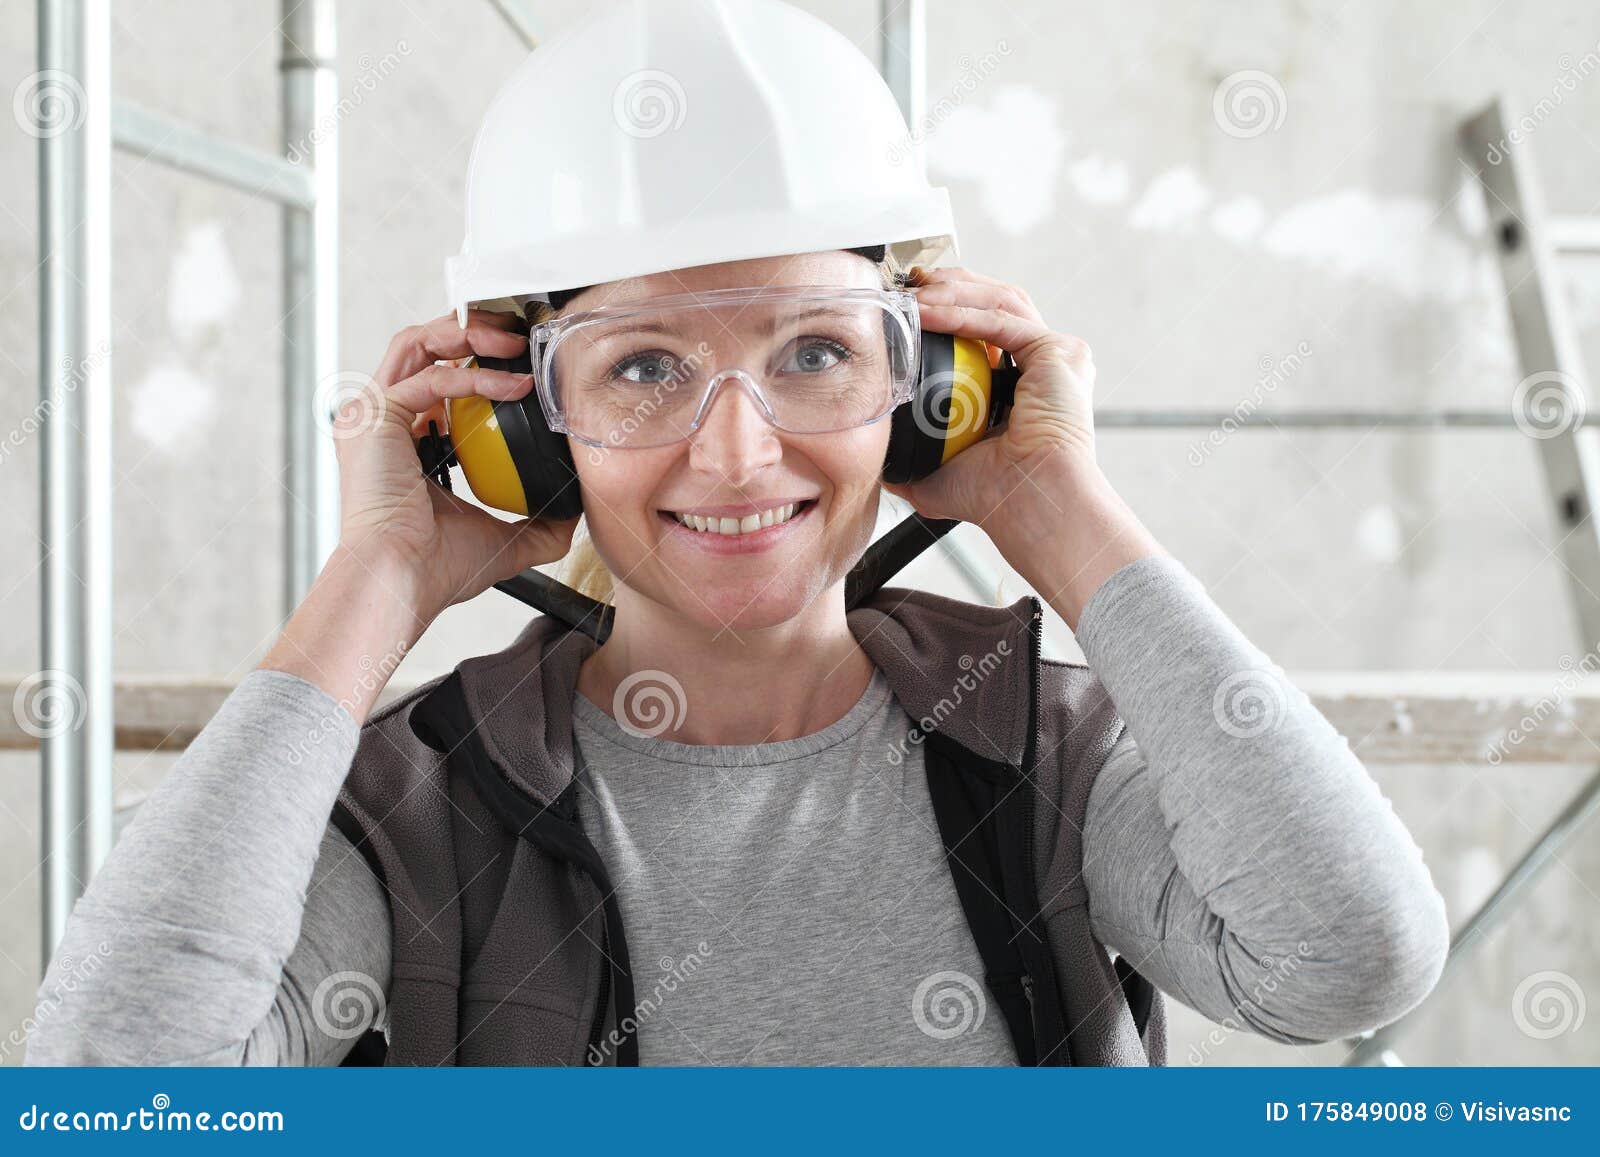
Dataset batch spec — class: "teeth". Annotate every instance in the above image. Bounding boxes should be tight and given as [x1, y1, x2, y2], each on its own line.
[673, 502, 804, 536]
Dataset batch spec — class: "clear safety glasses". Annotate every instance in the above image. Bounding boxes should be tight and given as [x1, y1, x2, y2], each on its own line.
[527, 285, 921, 450]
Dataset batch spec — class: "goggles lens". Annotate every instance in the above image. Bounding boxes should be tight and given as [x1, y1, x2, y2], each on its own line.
[532, 287, 918, 449]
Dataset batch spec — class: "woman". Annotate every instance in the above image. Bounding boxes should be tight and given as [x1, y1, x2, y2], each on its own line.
[26, 0, 1448, 1067]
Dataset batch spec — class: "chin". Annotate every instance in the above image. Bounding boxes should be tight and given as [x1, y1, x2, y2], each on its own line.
[668, 576, 819, 634]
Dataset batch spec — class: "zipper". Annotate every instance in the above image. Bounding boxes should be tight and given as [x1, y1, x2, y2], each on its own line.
[1019, 597, 1047, 1055]
[1020, 597, 1042, 916]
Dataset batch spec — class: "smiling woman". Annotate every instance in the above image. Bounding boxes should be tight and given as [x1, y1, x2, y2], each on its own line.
[546, 257, 914, 639]
[552, 247, 918, 609]
[24, 0, 1448, 1071]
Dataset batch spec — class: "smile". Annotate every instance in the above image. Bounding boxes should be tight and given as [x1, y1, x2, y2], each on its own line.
[666, 499, 816, 536]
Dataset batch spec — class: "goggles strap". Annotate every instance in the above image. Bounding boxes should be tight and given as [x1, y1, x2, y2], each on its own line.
[538, 245, 889, 316]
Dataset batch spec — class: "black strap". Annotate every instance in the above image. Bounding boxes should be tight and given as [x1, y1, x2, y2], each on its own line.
[416, 420, 457, 491]
[1114, 954, 1156, 1039]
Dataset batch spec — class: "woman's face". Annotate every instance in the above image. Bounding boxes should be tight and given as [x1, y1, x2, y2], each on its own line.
[565, 250, 891, 631]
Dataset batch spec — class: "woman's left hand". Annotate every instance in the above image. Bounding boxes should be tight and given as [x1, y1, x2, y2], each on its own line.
[879, 266, 1099, 535]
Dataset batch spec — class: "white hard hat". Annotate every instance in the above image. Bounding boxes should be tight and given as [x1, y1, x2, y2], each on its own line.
[446, 0, 959, 323]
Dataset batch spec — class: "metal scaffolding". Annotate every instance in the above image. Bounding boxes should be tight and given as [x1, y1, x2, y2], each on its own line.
[36, 0, 340, 966]
[37, 0, 113, 964]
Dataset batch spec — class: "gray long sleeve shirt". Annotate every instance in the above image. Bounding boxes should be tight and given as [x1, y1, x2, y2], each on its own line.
[23, 554, 1450, 1065]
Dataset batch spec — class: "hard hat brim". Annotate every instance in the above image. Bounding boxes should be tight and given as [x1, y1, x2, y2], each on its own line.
[448, 188, 958, 324]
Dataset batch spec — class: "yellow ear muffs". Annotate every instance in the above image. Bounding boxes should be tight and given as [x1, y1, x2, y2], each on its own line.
[438, 352, 585, 521]
[447, 392, 531, 516]
[425, 334, 1015, 518]
[882, 332, 1018, 483]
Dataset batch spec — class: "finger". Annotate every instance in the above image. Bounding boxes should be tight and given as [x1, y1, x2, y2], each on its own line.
[375, 311, 528, 388]
[446, 505, 582, 587]
[879, 478, 916, 506]
[501, 514, 583, 571]
[915, 279, 1045, 325]
[471, 308, 525, 332]
[385, 362, 535, 423]
[411, 400, 448, 439]
[429, 482, 580, 555]
[914, 299, 1060, 364]
[918, 264, 1009, 285]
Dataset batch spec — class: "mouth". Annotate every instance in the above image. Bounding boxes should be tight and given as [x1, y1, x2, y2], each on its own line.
[657, 498, 818, 550]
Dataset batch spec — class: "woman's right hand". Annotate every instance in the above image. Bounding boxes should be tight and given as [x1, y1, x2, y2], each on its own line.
[333, 309, 582, 624]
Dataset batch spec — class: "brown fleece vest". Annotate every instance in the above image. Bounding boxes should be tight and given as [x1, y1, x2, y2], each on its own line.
[330, 587, 1167, 1065]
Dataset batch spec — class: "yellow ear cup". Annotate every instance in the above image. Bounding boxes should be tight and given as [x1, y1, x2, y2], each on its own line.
[446, 393, 529, 516]
[937, 336, 999, 465]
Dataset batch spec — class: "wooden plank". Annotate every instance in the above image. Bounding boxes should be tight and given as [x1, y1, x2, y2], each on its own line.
[6, 673, 1600, 764]
[0, 677, 419, 753]
[1293, 673, 1600, 764]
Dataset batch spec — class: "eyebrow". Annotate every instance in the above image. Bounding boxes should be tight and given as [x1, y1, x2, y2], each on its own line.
[594, 306, 862, 341]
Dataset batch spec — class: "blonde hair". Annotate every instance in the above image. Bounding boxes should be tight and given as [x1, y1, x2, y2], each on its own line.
[548, 251, 925, 606]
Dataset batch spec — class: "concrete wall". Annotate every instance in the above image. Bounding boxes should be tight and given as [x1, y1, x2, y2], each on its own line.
[2, 0, 1598, 1065]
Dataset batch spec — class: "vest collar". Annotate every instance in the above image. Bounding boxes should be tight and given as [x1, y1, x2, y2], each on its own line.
[417, 586, 1043, 807]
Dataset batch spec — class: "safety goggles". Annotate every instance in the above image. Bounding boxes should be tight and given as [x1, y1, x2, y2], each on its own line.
[527, 285, 921, 450]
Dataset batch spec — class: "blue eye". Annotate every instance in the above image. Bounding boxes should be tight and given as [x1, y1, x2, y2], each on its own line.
[780, 338, 852, 374]
[611, 351, 680, 384]
[774, 339, 851, 376]
[774, 337, 851, 372]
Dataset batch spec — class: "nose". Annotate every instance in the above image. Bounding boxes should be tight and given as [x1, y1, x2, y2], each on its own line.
[686, 372, 783, 482]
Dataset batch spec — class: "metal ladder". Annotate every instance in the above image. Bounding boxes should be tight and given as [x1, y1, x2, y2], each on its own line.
[1341, 97, 1600, 1065]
